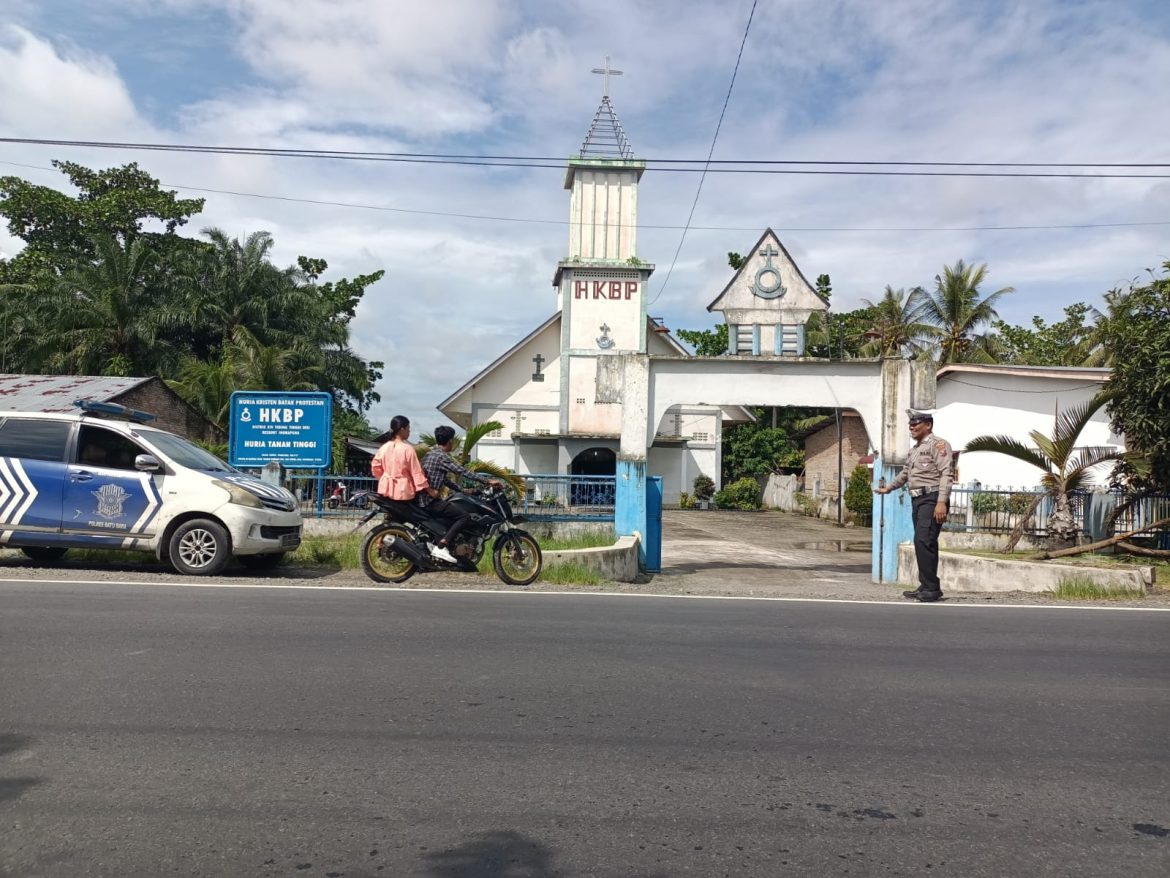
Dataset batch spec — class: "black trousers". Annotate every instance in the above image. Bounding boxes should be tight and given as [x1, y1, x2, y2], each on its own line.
[911, 492, 944, 592]
[428, 498, 470, 546]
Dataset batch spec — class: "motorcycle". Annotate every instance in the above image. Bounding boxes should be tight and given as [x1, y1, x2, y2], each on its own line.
[327, 488, 372, 509]
[356, 485, 542, 586]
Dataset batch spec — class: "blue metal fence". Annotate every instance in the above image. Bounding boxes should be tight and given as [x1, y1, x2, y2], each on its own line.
[520, 474, 616, 522]
[284, 472, 618, 522]
[945, 485, 1168, 543]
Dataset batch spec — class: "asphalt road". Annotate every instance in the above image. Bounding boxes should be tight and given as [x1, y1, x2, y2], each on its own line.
[2, 581, 1168, 877]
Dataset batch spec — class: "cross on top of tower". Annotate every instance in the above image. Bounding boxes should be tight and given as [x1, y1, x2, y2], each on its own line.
[591, 55, 622, 97]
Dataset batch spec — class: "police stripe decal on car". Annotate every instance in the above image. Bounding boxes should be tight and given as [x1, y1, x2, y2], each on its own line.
[128, 472, 163, 534]
[0, 458, 40, 526]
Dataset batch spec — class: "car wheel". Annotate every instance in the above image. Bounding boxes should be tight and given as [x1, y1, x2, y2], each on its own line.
[237, 552, 286, 570]
[168, 518, 231, 576]
[21, 546, 69, 563]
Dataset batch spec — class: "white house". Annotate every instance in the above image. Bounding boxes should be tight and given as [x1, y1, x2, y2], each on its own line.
[935, 364, 1122, 489]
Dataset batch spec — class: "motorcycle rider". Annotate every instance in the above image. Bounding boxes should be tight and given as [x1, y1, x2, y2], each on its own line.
[419, 425, 504, 565]
[371, 414, 439, 516]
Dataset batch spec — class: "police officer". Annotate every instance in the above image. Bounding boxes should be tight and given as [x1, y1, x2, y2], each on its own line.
[876, 409, 953, 602]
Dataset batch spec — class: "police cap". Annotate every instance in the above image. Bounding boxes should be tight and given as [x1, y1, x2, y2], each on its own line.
[906, 408, 935, 425]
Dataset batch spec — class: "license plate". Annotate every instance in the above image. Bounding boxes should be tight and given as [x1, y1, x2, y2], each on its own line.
[280, 533, 301, 548]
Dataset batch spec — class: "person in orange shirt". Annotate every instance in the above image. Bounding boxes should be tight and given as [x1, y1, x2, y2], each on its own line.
[371, 415, 438, 505]
[371, 415, 450, 561]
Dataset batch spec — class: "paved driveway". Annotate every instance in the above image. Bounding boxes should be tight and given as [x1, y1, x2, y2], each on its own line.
[659, 509, 881, 599]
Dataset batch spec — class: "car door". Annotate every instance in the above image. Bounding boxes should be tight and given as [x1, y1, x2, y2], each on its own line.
[0, 417, 70, 536]
[63, 424, 163, 547]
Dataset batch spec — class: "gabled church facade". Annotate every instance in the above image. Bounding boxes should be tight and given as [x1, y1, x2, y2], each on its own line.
[439, 87, 752, 501]
[707, 229, 830, 356]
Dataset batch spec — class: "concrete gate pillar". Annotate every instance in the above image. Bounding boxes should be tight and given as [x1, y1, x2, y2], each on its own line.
[616, 354, 650, 568]
[872, 358, 938, 583]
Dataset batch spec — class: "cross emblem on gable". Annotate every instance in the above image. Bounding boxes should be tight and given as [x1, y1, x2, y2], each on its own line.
[532, 353, 546, 382]
[511, 411, 527, 434]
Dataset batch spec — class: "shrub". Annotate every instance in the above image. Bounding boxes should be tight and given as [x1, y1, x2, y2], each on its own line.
[679, 491, 697, 510]
[844, 464, 873, 517]
[714, 477, 762, 510]
[971, 492, 1009, 515]
[692, 474, 716, 502]
[793, 492, 817, 516]
[1008, 492, 1038, 516]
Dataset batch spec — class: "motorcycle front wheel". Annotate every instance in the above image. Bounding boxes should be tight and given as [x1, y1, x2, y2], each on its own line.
[361, 524, 417, 583]
[492, 532, 542, 586]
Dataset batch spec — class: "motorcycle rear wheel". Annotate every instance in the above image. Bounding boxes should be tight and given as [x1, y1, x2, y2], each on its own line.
[361, 524, 417, 583]
[492, 532, 542, 586]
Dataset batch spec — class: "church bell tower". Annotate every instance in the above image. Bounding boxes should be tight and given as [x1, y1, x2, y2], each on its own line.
[554, 57, 655, 436]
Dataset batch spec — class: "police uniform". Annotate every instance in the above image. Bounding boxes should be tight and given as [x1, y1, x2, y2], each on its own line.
[886, 409, 953, 599]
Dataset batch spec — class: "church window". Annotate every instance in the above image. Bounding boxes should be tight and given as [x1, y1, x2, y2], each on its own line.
[576, 397, 587, 405]
[775, 323, 806, 356]
[692, 431, 710, 442]
[731, 324, 755, 355]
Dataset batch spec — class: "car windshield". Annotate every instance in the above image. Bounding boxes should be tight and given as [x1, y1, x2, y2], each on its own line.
[141, 430, 236, 472]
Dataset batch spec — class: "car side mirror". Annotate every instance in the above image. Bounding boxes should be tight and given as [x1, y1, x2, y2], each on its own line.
[134, 454, 162, 473]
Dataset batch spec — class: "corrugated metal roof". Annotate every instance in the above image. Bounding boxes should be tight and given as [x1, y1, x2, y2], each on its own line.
[0, 373, 152, 413]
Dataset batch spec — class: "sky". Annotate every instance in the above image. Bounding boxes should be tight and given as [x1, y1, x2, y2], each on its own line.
[1, 0, 1169, 435]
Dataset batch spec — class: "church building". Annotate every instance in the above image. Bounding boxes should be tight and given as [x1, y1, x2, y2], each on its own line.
[439, 69, 830, 503]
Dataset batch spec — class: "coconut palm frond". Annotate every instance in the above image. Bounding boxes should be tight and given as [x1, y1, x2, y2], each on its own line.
[461, 459, 526, 497]
[459, 420, 505, 462]
[965, 435, 1051, 473]
[1050, 392, 1112, 464]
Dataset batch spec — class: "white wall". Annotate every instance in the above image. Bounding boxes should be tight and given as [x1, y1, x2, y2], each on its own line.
[936, 373, 1122, 489]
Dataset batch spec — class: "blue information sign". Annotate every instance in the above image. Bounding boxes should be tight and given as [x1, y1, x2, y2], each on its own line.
[229, 392, 333, 468]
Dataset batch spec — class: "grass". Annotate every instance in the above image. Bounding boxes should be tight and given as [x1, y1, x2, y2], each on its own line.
[1048, 574, 1146, 601]
[297, 529, 615, 585]
[21, 529, 616, 585]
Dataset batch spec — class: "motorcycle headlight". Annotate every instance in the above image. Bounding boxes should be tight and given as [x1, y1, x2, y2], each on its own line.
[213, 479, 264, 509]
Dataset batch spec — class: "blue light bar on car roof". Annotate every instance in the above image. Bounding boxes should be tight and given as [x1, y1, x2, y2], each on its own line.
[74, 398, 156, 423]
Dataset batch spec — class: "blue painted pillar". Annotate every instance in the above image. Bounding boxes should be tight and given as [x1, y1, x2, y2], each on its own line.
[616, 457, 648, 568]
[872, 456, 914, 583]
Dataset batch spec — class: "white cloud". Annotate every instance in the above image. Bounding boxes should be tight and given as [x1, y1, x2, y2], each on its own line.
[0, 27, 142, 136]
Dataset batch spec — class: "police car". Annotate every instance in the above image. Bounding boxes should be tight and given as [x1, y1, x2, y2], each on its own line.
[0, 400, 301, 575]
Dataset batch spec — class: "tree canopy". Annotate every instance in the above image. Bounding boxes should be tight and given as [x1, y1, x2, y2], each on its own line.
[1101, 263, 1170, 491]
[0, 161, 384, 423]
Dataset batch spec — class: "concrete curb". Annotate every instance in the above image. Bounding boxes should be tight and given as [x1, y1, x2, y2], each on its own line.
[542, 535, 641, 583]
[897, 544, 1154, 594]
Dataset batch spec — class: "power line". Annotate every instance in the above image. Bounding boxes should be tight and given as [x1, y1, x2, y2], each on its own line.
[2, 159, 1168, 234]
[3, 137, 1169, 178]
[650, 0, 758, 308]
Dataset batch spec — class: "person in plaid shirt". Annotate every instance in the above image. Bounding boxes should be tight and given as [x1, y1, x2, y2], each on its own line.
[420, 425, 503, 564]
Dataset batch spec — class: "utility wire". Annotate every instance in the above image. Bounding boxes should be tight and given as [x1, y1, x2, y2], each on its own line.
[2, 159, 1167, 234]
[3, 137, 1168, 178]
[649, 0, 758, 307]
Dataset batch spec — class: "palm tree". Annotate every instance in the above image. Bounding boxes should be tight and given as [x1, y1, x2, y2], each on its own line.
[858, 286, 932, 357]
[416, 420, 526, 496]
[179, 228, 305, 356]
[919, 260, 1014, 364]
[46, 234, 178, 376]
[965, 391, 1131, 549]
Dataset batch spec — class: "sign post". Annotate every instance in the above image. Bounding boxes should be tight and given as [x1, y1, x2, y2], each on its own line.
[229, 393, 333, 513]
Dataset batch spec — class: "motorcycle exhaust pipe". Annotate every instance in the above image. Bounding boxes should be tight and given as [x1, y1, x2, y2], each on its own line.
[389, 537, 436, 569]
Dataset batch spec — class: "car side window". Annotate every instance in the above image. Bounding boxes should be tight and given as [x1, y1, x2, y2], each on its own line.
[0, 419, 72, 462]
[76, 425, 148, 472]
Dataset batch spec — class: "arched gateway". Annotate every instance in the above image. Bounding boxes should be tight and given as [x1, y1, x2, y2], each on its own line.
[610, 354, 937, 583]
